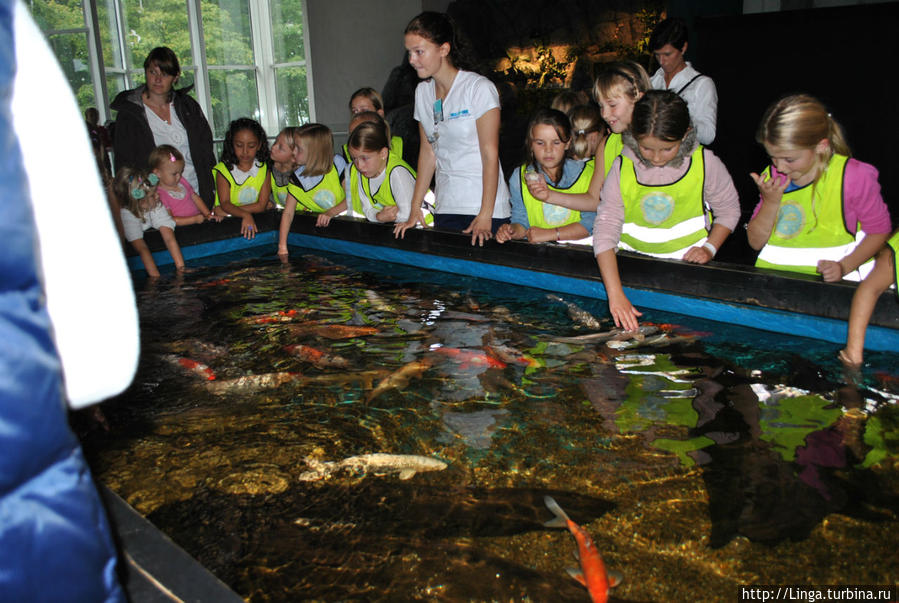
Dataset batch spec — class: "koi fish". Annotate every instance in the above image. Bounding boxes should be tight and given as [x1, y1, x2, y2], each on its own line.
[366, 358, 433, 402]
[299, 453, 447, 481]
[432, 347, 507, 370]
[198, 278, 232, 288]
[544, 495, 621, 603]
[486, 344, 539, 368]
[162, 355, 217, 381]
[548, 325, 659, 344]
[242, 309, 314, 325]
[288, 323, 379, 339]
[284, 344, 349, 369]
[547, 294, 605, 329]
[204, 371, 300, 395]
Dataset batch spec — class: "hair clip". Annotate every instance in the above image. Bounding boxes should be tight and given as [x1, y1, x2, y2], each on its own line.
[146, 173, 160, 186]
[131, 186, 146, 200]
[169, 153, 177, 162]
[577, 129, 586, 135]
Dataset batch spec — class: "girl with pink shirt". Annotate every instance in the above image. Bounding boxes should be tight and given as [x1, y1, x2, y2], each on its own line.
[150, 144, 218, 226]
[593, 90, 740, 331]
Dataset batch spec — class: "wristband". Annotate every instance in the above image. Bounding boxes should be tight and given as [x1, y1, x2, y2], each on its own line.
[702, 241, 717, 257]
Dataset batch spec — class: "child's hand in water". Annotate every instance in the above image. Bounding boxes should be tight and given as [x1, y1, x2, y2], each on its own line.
[241, 216, 257, 239]
[607, 291, 642, 332]
[750, 170, 789, 206]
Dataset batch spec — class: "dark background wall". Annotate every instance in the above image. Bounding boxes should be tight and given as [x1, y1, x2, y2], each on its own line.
[695, 2, 897, 261]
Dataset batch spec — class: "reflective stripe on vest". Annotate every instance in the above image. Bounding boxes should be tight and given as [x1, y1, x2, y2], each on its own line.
[755, 155, 856, 275]
[520, 159, 593, 229]
[213, 162, 269, 207]
[603, 132, 623, 177]
[286, 162, 345, 213]
[619, 146, 708, 256]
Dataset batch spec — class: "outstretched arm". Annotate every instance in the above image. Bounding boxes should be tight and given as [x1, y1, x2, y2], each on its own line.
[596, 248, 642, 331]
[462, 107, 501, 247]
[395, 122, 434, 239]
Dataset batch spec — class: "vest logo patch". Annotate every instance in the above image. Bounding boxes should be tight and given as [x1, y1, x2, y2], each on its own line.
[314, 189, 336, 209]
[542, 203, 572, 226]
[239, 186, 260, 205]
[276, 190, 288, 208]
[774, 202, 805, 239]
[640, 192, 675, 225]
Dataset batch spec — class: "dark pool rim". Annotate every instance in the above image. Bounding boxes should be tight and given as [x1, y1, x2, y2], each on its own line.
[99, 486, 244, 602]
[126, 211, 899, 352]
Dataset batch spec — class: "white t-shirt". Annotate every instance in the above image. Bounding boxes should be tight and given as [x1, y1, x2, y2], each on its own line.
[146, 102, 199, 193]
[651, 62, 717, 146]
[414, 70, 510, 218]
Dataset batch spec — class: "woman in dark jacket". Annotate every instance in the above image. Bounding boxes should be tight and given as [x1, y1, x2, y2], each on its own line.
[111, 47, 216, 204]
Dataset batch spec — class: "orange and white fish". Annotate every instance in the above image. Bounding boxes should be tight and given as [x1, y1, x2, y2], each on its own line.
[162, 355, 217, 381]
[432, 346, 507, 370]
[284, 344, 349, 369]
[544, 495, 621, 603]
[243, 309, 314, 325]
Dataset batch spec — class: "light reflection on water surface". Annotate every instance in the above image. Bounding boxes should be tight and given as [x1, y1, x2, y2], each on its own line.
[80, 250, 899, 602]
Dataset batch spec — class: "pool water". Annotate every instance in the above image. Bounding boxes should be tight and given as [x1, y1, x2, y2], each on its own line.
[79, 249, 899, 602]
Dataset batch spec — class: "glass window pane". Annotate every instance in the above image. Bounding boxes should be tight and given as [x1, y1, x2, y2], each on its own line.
[269, 0, 305, 63]
[29, 0, 85, 31]
[203, 0, 253, 66]
[47, 32, 96, 114]
[119, 0, 193, 76]
[97, 0, 124, 73]
[274, 66, 309, 128]
[208, 69, 259, 139]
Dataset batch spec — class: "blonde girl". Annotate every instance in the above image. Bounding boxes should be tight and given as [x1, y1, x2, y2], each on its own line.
[277, 123, 348, 260]
[567, 104, 606, 161]
[213, 117, 272, 239]
[115, 167, 184, 276]
[270, 126, 301, 208]
[747, 94, 891, 281]
[593, 61, 652, 177]
[497, 108, 596, 245]
[150, 144, 216, 226]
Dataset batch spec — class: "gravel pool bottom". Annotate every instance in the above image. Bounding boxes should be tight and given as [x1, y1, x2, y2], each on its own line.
[79, 249, 899, 602]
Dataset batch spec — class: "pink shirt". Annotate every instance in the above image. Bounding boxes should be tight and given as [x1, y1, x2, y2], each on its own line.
[749, 158, 891, 236]
[593, 145, 741, 255]
[158, 177, 201, 217]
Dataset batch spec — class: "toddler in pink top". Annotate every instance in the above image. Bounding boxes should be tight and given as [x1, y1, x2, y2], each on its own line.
[150, 145, 219, 226]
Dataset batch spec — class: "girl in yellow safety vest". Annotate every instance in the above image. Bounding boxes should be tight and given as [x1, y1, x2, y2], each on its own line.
[747, 94, 891, 282]
[336, 120, 432, 228]
[277, 124, 348, 261]
[212, 118, 272, 240]
[496, 108, 598, 245]
[594, 90, 740, 332]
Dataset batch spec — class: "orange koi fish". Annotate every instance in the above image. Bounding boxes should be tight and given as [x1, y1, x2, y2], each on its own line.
[288, 323, 379, 339]
[284, 344, 349, 369]
[544, 495, 621, 603]
[244, 309, 313, 324]
[432, 347, 507, 370]
[162, 355, 217, 381]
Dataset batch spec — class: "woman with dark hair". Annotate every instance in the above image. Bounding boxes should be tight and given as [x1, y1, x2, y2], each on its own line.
[111, 47, 216, 204]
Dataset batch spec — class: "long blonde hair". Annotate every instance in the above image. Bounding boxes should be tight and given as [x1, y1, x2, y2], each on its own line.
[113, 167, 158, 220]
[568, 104, 605, 160]
[294, 123, 334, 178]
[756, 94, 851, 231]
[756, 94, 850, 182]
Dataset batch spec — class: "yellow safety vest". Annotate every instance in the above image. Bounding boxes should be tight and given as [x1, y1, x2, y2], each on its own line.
[520, 159, 593, 229]
[603, 133, 623, 177]
[755, 155, 861, 276]
[619, 146, 709, 257]
[286, 162, 345, 213]
[213, 162, 269, 207]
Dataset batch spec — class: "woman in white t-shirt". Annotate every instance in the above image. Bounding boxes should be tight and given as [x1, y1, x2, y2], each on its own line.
[394, 11, 511, 246]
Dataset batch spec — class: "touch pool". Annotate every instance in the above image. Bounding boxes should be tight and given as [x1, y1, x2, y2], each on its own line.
[80, 248, 899, 602]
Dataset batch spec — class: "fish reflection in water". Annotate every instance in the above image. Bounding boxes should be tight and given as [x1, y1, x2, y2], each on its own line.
[81, 254, 899, 603]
